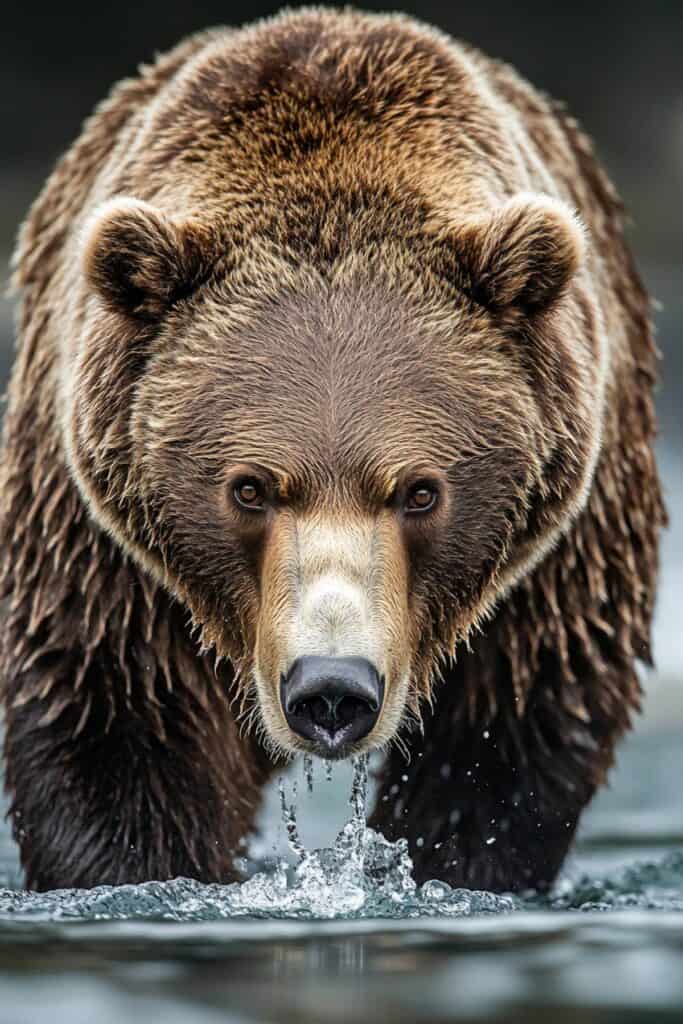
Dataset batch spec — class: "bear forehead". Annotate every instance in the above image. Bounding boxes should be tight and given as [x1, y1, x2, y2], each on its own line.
[138, 272, 534, 494]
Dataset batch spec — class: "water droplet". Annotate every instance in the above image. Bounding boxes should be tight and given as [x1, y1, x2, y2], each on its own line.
[303, 754, 314, 794]
[278, 777, 305, 861]
[420, 879, 450, 902]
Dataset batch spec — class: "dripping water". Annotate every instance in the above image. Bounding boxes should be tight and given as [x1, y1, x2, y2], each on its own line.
[303, 753, 315, 794]
[0, 742, 679, 923]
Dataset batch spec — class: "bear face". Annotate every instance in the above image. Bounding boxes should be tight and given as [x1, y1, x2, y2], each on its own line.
[66, 188, 597, 760]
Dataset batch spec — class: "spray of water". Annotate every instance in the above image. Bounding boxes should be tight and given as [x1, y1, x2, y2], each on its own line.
[263, 754, 516, 918]
[0, 755, 679, 921]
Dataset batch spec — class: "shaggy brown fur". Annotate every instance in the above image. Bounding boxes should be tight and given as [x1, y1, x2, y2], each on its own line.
[1, 8, 663, 892]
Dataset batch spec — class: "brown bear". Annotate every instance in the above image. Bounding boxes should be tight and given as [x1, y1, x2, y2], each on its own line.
[1, 8, 664, 893]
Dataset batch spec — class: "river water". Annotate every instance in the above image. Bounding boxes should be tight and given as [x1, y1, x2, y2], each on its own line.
[0, 719, 681, 1023]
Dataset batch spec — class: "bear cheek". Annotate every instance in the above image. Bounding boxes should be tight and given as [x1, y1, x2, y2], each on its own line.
[409, 459, 528, 648]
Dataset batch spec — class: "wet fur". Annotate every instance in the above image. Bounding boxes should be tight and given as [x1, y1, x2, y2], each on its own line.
[1, 9, 663, 891]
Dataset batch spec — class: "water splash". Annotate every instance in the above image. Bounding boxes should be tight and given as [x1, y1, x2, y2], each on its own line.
[2, 851, 681, 924]
[266, 754, 458, 918]
[0, 756, 680, 924]
[0, 756, 514, 922]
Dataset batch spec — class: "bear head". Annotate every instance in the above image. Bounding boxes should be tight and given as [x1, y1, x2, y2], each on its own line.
[67, 188, 601, 760]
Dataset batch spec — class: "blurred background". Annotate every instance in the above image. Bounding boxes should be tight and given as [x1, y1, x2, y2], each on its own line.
[0, 1, 680, 711]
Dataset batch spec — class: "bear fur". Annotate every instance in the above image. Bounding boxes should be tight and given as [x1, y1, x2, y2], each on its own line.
[0, 8, 663, 892]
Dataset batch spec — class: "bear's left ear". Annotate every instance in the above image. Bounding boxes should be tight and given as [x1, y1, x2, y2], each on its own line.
[456, 193, 586, 314]
[81, 197, 211, 321]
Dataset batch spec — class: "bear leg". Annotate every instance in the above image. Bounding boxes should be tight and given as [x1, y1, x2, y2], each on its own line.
[2, 577, 273, 892]
[369, 640, 635, 893]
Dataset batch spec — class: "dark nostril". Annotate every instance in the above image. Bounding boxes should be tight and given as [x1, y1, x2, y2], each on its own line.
[281, 656, 384, 756]
[293, 693, 375, 726]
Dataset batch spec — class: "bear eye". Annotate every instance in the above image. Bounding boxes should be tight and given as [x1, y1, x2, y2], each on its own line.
[233, 477, 265, 511]
[405, 483, 438, 514]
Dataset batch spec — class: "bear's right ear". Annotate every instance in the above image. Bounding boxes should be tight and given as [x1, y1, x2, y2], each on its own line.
[82, 198, 210, 321]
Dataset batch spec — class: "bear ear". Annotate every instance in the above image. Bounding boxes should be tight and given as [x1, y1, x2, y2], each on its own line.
[82, 197, 210, 320]
[456, 193, 586, 314]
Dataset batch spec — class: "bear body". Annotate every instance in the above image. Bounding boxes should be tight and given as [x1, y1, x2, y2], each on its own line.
[1, 9, 663, 891]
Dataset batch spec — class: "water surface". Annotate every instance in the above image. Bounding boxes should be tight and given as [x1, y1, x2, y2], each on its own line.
[0, 722, 681, 1023]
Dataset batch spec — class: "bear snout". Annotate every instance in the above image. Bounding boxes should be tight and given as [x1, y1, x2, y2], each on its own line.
[252, 509, 412, 756]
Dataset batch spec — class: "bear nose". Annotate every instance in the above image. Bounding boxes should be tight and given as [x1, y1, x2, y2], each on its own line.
[281, 656, 384, 758]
